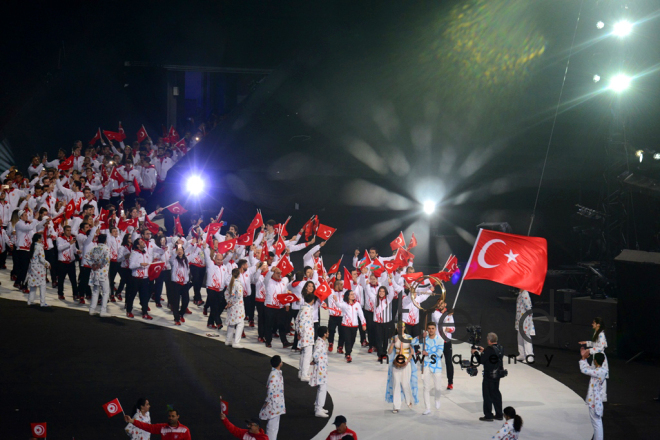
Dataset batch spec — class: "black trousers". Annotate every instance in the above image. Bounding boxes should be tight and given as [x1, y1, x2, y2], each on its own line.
[125, 276, 138, 314]
[15, 250, 30, 286]
[170, 282, 190, 322]
[0, 249, 7, 268]
[265, 307, 289, 345]
[153, 270, 169, 305]
[364, 310, 377, 349]
[117, 267, 131, 295]
[206, 288, 222, 326]
[189, 265, 205, 302]
[246, 283, 256, 322]
[444, 340, 454, 385]
[482, 378, 503, 418]
[375, 321, 393, 358]
[135, 277, 151, 315]
[391, 297, 400, 322]
[342, 326, 358, 356]
[45, 248, 57, 281]
[358, 316, 367, 343]
[256, 301, 266, 338]
[57, 261, 78, 298]
[328, 315, 344, 346]
[408, 322, 421, 340]
[109, 261, 121, 293]
[78, 266, 92, 298]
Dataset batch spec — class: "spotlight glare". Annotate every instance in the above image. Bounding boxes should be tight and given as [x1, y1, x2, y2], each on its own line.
[613, 20, 632, 37]
[596, 21, 605, 29]
[609, 74, 631, 92]
[593, 74, 601, 83]
[654, 153, 660, 160]
[635, 150, 644, 157]
[186, 175, 204, 195]
[423, 200, 436, 215]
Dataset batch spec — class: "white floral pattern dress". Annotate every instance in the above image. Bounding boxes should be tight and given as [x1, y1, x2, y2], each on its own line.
[492, 418, 519, 439]
[309, 337, 328, 387]
[296, 303, 315, 348]
[259, 368, 286, 420]
[579, 359, 607, 417]
[515, 290, 535, 336]
[26, 243, 49, 287]
[125, 410, 151, 440]
[89, 244, 111, 287]
[225, 280, 245, 325]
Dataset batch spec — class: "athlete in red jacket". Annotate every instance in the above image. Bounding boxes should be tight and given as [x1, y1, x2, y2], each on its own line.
[125, 409, 191, 440]
[221, 413, 269, 440]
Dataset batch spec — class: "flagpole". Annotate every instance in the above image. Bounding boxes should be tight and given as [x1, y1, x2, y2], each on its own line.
[451, 229, 482, 310]
[163, 201, 180, 210]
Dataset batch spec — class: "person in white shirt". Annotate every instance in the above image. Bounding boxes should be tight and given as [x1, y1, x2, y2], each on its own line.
[338, 289, 367, 363]
[169, 243, 191, 325]
[125, 398, 151, 440]
[492, 406, 523, 440]
[203, 243, 230, 329]
[264, 264, 293, 349]
[579, 350, 607, 440]
[120, 159, 142, 209]
[225, 267, 246, 348]
[127, 238, 153, 319]
[56, 224, 80, 300]
[140, 157, 157, 205]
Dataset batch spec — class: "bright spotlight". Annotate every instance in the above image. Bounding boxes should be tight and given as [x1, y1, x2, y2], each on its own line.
[186, 175, 204, 195]
[654, 153, 660, 160]
[596, 21, 605, 29]
[609, 74, 631, 92]
[423, 200, 436, 215]
[635, 150, 644, 163]
[195, 137, 200, 141]
[613, 20, 632, 37]
[593, 74, 601, 83]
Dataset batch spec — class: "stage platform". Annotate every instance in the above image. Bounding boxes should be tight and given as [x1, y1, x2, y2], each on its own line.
[0, 267, 596, 439]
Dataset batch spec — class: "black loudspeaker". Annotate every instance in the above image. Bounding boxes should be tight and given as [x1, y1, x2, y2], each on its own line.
[554, 289, 577, 322]
[614, 250, 660, 357]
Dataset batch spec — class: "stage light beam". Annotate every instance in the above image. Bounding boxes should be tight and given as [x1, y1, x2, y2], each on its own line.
[613, 20, 632, 37]
[186, 175, 204, 195]
[609, 74, 631, 92]
[423, 200, 436, 215]
[636, 150, 644, 163]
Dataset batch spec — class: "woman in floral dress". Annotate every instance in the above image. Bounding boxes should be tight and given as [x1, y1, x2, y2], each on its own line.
[310, 326, 329, 417]
[26, 232, 50, 307]
[225, 267, 245, 348]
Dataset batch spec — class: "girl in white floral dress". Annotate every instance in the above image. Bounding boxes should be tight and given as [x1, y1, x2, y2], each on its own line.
[225, 268, 245, 348]
[125, 397, 151, 440]
[26, 232, 50, 307]
[89, 234, 112, 317]
[310, 326, 329, 417]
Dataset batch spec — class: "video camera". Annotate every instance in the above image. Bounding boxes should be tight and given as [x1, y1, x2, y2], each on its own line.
[459, 325, 482, 377]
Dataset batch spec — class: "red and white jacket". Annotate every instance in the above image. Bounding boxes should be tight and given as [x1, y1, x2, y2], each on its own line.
[129, 249, 152, 279]
[130, 420, 191, 440]
[170, 254, 190, 285]
[187, 243, 205, 267]
[328, 289, 345, 317]
[373, 285, 396, 324]
[221, 416, 268, 440]
[339, 300, 366, 327]
[56, 235, 77, 263]
[204, 248, 230, 291]
[264, 271, 288, 309]
[15, 219, 42, 251]
[118, 246, 132, 268]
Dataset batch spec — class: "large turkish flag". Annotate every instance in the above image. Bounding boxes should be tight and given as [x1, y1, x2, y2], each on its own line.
[464, 229, 547, 294]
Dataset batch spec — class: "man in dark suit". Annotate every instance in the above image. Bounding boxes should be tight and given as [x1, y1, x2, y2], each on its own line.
[471, 332, 504, 422]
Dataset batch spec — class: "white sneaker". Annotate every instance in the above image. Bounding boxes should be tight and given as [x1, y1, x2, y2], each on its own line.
[321, 408, 329, 414]
[423, 409, 431, 415]
[435, 401, 441, 410]
[232, 344, 244, 349]
[90, 310, 99, 316]
[315, 411, 329, 418]
[301, 376, 310, 382]
[40, 304, 50, 308]
[100, 312, 111, 318]
[516, 356, 525, 362]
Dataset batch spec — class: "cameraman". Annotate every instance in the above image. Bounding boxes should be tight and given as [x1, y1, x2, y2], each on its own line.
[471, 332, 504, 422]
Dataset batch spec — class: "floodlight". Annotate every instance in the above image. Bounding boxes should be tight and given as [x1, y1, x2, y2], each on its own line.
[593, 74, 601, 83]
[613, 20, 632, 37]
[423, 200, 436, 215]
[609, 74, 631, 92]
[187, 175, 204, 195]
[596, 21, 605, 29]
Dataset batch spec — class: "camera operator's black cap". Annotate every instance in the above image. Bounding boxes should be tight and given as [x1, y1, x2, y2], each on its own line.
[333, 415, 347, 426]
[245, 418, 261, 426]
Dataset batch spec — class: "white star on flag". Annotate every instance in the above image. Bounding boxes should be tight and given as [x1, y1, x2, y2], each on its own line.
[504, 250, 519, 263]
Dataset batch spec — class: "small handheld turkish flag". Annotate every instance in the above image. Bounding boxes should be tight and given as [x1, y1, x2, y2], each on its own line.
[137, 125, 149, 143]
[247, 211, 264, 232]
[117, 217, 139, 232]
[31, 423, 47, 438]
[316, 224, 336, 241]
[165, 201, 188, 214]
[148, 262, 165, 281]
[109, 167, 125, 183]
[64, 199, 75, 219]
[343, 266, 352, 291]
[58, 155, 75, 171]
[384, 260, 399, 274]
[390, 232, 406, 251]
[103, 130, 123, 141]
[217, 238, 237, 254]
[277, 293, 298, 305]
[133, 177, 141, 196]
[89, 127, 102, 146]
[174, 215, 184, 236]
[144, 216, 159, 234]
[236, 231, 254, 247]
[274, 235, 286, 257]
[260, 240, 269, 262]
[174, 137, 187, 155]
[221, 400, 229, 415]
[102, 398, 123, 417]
[276, 255, 294, 277]
[401, 272, 424, 284]
[118, 121, 127, 141]
[314, 278, 332, 301]
[328, 255, 343, 274]
[395, 247, 414, 266]
[168, 125, 180, 142]
[408, 232, 418, 249]
[463, 229, 548, 294]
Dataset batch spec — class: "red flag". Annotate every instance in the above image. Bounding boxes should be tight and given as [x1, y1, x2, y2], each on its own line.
[143, 216, 160, 234]
[408, 232, 418, 249]
[217, 238, 237, 254]
[221, 400, 229, 415]
[168, 125, 180, 142]
[58, 155, 75, 171]
[274, 235, 287, 257]
[64, 199, 76, 219]
[390, 232, 406, 251]
[276, 293, 298, 305]
[174, 215, 184, 236]
[383, 259, 400, 274]
[312, 215, 319, 233]
[276, 255, 294, 277]
[133, 177, 141, 196]
[137, 125, 149, 143]
[75, 197, 82, 213]
[30, 423, 47, 438]
[103, 130, 123, 141]
[118, 121, 127, 141]
[302, 215, 316, 241]
[148, 262, 165, 280]
[316, 224, 336, 241]
[463, 229, 548, 294]
[102, 398, 123, 417]
[443, 254, 458, 273]
[204, 222, 223, 235]
[236, 231, 254, 247]
[395, 247, 414, 266]
[99, 208, 110, 228]
[165, 201, 188, 214]
[89, 127, 102, 145]
[314, 278, 332, 301]
[174, 137, 187, 155]
[247, 211, 264, 232]
[328, 255, 343, 274]
[401, 272, 424, 284]
[358, 249, 372, 269]
[117, 217, 139, 232]
[52, 213, 65, 227]
[260, 240, 269, 262]
[343, 266, 352, 291]
[109, 167, 125, 183]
